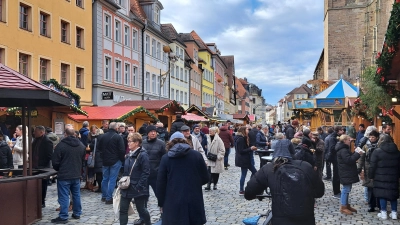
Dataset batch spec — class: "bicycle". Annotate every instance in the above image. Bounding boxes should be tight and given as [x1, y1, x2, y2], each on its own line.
[242, 194, 272, 225]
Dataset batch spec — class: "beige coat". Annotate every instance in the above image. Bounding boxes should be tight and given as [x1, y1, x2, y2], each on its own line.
[13, 135, 29, 167]
[190, 135, 207, 164]
[206, 134, 225, 173]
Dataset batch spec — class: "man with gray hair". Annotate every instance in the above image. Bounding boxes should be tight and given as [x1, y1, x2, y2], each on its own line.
[79, 121, 90, 147]
[271, 132, 295, 160]
[98, 122, 125, 204]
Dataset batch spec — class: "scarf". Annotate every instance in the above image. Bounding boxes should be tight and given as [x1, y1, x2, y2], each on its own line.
[193, 131, 202, 142]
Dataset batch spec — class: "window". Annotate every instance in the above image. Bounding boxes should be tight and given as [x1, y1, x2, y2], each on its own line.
[39, 58, 49, 81]
[124, 63, 130, 86]
[124, 26, 129, 47]
[175, 66, 178, 78]
[162, 46, 167, 62]
[19, 4, 31, 30]
[40, 12, 49, 37]
[151, 39, 156, 57]
[145, 35, 150, 54]
[180, 68, 183, 80]
[156, 42, 161, 59]
[154, 7, 159, 24]
[60, 63, 70, 86]
[171, 88, 174, 100]
[61, 20, 70, 43]
[132, 66, 137, 87]
[180, 91, 183, 103]
[171, 66, 174, 78]
[184, 92, 187, 104]
[76, 67, 83, 88]
[0, 0, 4, 22]
[0, 48, 3, 64]
[180, 49, 183, 60]
[76, 27, 84, 48]
[145, 72, 150, 92]
[184, 70, 188, 82]
[132, 30, 137, 50]
[176, 90, 179, 102]
[156, 75, 160, 94]
[104, 15, 111, 38]
[115, 60, 121, 83]
[19, 53, 30, 76]
[152, 74, 156, 93]
[76, 0, 83, 7]
[104, 56, 111, 81]
[176, 46, 179, 56]
[115, 20, 121, 42]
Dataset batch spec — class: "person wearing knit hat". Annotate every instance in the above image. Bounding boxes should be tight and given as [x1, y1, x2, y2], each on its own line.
[312, 131, 325, 179]
[169, 131, 185, 141]
[293, 136, 315, 167]
[142, 123, 166, 201]
[285, 120, 299, 140]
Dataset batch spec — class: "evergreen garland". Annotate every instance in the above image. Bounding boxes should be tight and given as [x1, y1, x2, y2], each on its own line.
[155, 100, 186, 114]
[113, 106, 159, 122]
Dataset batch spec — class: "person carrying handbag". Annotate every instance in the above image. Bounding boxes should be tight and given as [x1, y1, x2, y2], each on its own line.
[119, 132, 151, 225]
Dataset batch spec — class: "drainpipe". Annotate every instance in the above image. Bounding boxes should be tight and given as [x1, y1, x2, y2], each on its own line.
[141, 20, 147, 100]
[188, 66, 192, 106]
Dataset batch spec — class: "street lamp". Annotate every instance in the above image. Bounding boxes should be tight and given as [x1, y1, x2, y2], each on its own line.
[159, 47, 178, 100]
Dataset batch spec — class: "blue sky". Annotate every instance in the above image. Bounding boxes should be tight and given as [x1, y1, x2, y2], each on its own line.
[160, 0, 324, 105]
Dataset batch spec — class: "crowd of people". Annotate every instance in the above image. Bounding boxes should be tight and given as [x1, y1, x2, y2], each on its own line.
[0, 118, 399, 224]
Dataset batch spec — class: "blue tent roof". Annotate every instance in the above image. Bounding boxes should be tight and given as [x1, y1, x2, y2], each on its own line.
[314, 79, 358, 99]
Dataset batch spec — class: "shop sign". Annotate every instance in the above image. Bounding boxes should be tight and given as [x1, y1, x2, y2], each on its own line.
[102, 92, 114, 100]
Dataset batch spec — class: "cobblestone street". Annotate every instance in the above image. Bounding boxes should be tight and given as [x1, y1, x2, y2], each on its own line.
[35, 149, 399, 225]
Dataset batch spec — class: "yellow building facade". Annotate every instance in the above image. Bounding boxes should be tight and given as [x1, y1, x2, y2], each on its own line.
[0, 0, 92, 105]
[199, 51, 214, 107]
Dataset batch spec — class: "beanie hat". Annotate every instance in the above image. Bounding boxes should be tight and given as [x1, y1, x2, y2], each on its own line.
[180, 125, 190, 131]
[301, 137, 312, 148]
[169, 131, 185, 141]
[192, 124, 200, 129]
[292, 120, 299, 126]
[146, 125, 157, 134]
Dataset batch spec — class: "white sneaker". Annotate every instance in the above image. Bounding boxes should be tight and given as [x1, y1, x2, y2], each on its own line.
[391, 211, 397, 220]
[378, 211, 388, 220]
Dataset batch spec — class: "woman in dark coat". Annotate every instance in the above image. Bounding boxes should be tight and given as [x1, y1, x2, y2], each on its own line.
[157, 132, 209, 225]
[234, 126, 257, 195]
[368, 134, 400, 220]
[120, 132, 151, 225]
[88, 126, 104, 192]
[336, 135, 361, 215]
[0, 130, 13, 169]
[294, 137, 315, 167]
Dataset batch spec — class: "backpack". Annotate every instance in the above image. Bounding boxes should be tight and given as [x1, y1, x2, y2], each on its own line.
[272, 162, 313, 218]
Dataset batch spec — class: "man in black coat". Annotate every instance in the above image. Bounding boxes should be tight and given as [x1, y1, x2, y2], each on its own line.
[245, 158, 324, 225]
[32, 125, 54, 208]
[248, 124, 260, 147]
[51, 128, 85, 223]
[324, 126, 344, 198]
[285, 120, 299, 140]
[170, 114, 185, 134]
[142, 125, 166, 199]
[98, 122, 125, 204]
[0, 130, 13, 169]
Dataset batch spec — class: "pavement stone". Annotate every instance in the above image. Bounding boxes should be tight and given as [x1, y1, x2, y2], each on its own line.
[34, 149, 400, 225]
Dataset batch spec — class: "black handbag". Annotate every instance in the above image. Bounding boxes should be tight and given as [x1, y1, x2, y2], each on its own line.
[207, 152, 217, 161]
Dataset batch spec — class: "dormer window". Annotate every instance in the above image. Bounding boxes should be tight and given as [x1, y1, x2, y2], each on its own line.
[154, 7, 159, 24]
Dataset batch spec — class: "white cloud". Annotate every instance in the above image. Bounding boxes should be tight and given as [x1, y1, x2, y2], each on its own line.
[160, 0, 323, 104]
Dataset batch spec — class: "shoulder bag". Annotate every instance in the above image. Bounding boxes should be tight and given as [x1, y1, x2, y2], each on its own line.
[207, 152, 217, 161]
[118, 153, 141, 189]
[87, 138, 97, 168]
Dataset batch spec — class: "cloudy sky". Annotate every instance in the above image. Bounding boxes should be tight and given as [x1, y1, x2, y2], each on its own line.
[160, 0, 324, 105]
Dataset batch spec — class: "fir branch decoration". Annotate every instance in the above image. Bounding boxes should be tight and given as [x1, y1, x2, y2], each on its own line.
[114, 106, 159, 122]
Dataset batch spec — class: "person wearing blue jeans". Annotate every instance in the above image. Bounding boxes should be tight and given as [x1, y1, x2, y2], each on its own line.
[379, 198, 397, 220]
[102, 160, 122, 202]
[224, 148, 231, 168]
[57, 179, 82, 220]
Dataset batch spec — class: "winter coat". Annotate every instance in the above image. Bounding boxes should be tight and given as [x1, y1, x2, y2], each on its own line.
[357, 140, 378, 188]
[255, 131, 268, 148]
[0, 141, 13, 169]
[12, 134, 29, 166]
[98, 129, 125, 167]
[31, 135, 54, 169]
[285, 125, 295, 140]
[234, 134, 253, 168]
[294, 145, 315, 167]
[121, 147, 150, 199]
[248, 128, 259, 146]
[142, 137, 166, 179]
[138, 124, 147, 136]
[52, 136, 86, 180]
[89, 134, 103, 173]
[324, 132, 339, 162]
[191, 130, 207, 152]
[272, 139, 295, 159]
[206, 134, 225, 173]
[201, 126, 209, 134]
[47, 132, 60, 149]
[336, 142, 360, 185]
[188, 135, 207, 163]
[368, 142, 400, 200]
[119, 131, 128, 152]
[156, 127, 169, 142]
[355, 130, 366, 147]
[314, 139, 325, 169]
[157, 143, 209, 225]
[79, 127, 90, 146]
[170, 119, 185, 134]
[244, 159, 324, 225]
[347, 126, 356, 139]
[219, 126, 233, 149]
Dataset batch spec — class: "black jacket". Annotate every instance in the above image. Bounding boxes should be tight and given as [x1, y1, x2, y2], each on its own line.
[89, 134, 103, 173]
[142, 137, 166, 179]
[245, 160, 324, 225]
[98, 129, 125, 166]
[157, 143, 208, 225]
[294, 145, 315, 167]
[285, 125, 295, 140]
[234, 135, 253, 168]
[52, 136, 85, 180]
[0, 141, 13, 169]
[32, 135, 54, 169]
[248, 128, 259, 146]
[369, 142, 400, 200]
[336, 142, 360, 185]
[324, 132, 339, 162]
[79, 127, 89, 146]
[255, 131, 268, 148]
[121, 147, 150, 199]
[156, 127, 169, 142]
[169, 119, 185, 134]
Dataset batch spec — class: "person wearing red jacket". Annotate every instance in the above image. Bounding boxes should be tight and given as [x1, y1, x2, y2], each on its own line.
[219, 125, 234, 170]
